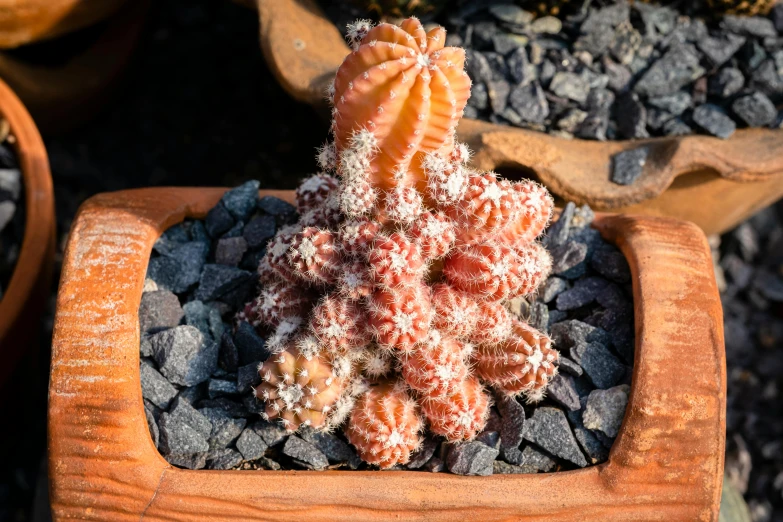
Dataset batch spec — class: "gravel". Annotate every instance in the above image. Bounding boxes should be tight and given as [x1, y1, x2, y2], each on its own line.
[582, 385, 631, 438]
[139, 190, 634, 476]
[0, 138, 22, 301]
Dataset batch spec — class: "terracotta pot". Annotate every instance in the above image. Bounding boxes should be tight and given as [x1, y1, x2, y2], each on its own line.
[254, 0, 783, 236]
[0, 0, 149, 134]
[49, 187, 726, 521]
[0, 0, 127, 49]
[0, 76, 55, 388]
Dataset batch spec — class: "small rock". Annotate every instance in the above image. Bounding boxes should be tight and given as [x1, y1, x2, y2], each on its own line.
[545, 202, 574, 248]
[140, 360, 179, 410]
[243, 215, 276, 249]
[732, 91, 777, 128]
[234, 321, 270, 365]
[207, 378, 238, 399]
[662, 118, 693, 137]
[583, 385, 631, 438]
[158, 411, 210, 455]
[558, 357, 583, 377]
[0, 201, 14, 232]
[167, 453, 207, 470]
[219, 331, 240, 372]
[138, 290, 183, 334]
[721, 15, 777, 38]
[201, 408, 247, 450]
[531, 16, 561, 34]
[540, 277, 569, 303]
[692, 104, 736, 139]
[205, 202, 235, 238]
[550, 241, 588, 275]
[406, 437, 439, 469]
[507, 83, 549, 124]
[424, 457, 445, 473]
[221, 180, 260, 221]
[252, 420, 289, 446]
[492, 33, 527, 56]
[575, 112, 609, 141]
[477, 430, 500, 449]
[235, 428, 268, 461]
[615, 93, 648, 139]
[222, 220, 244, 239]
[468, 82, 489, 110]
[0, 169, 21, 200]
[550, 320, 611, 349]
[488, 4, 533, 26]
[572, 342, 626, 389]
[258, 196, 297, 224]
[493, 460, 533, 474]
[709, 67, 745, 99]
[566, 401, 610, 464]
[517, 445, 556, 472]
[633, 44, 704, 97]
[523, 407, 587, 467]
[283, 436, 329, 470]
[556, 277, 608, 311]
[646, 91, 692, 116]
[528, 302, 549, 332]
[487, 80, 510, 114]
[496, 395, 526, 451]
[206, 448, 244, 470]
[182, 300, 220, 341]
[547, 373, 581, 411]
[300, 427, 361, 467]
[200, 397, 248, 418]
[549, 72, 590, 104]
[176, 384, 207, 406]
[237, 362, 261, 394]
[591, 248, 631, 283]
[556, 109, 588, 133]
[258, 457, 281, 470]
[697, 33, 746, 67]
[215, 237, 248, 266]
[195, 264, 253, 302]
[611, 146, 649, 186]
[446, 442, 499, 476]
[145, 407, 160, 448]
[466, 50, 493, 84]
[168, 396, 213, 439]
[150, 325, 218, 386]
[506, 48, 535, 86]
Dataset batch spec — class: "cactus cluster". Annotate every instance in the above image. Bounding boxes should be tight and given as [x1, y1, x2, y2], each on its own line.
[244, 16, 560, 469]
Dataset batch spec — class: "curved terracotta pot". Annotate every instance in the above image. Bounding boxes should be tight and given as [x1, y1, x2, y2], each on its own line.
[0, 76, 55, 388]
[255, 0, 783, 235]
[0, 0, 149, 134]
[0, 0, 127, 49]
[49, 187, 726, 521]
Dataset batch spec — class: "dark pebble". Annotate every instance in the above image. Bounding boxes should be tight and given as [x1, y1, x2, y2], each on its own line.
[207, 378, 238, 399]
[446, 441, 499, 476]
[201, 407, 247, 450]
[721, 15, 776, 38]
[547, 373, 581, 411]
[145, 407, 160, 448]
[633, 43, 704, 97]
[566, 399, 610, 464]
[234, 321, 270, 365]
[507, 83, 549, 124]
[615, 93, 648, 139]
[140, 360, 179, 410]
[540, 277, 569, 303]
[590, 248, 631, 283]
[168, 396, 213, 439]
[158, 411, 209, 456]
[219, 331, 240, 372]
[551, 319, 612, 349]
[206, 448, 244, 470]
[556, 277, 609, 310]
[252, 420, 289, 446]
[424, 457, 445, 473]
[692, 104, 736, 139]
[583, 385, 631, 438]
[237, 361, 261, 395]
[138, 289, 183, 334]
[572, 342, 626, 389]
[610, 146, 649, 186]
[550, 241, 588, 275]
[194, 264, 253, 302]
[406, 437, 440, 469]
[205, 202, 235, 238]
[235, 428, 268, 461]
[258, 196, 297, 225]
[732, 91, 777, 128]
[558, 357, 583, 377]
[523, 407, 587, 467]
[167, 453, 207, 470]
[300, 427, 362, 467]
[283, 436, 329, 470]
[150, 325, 218, 387]
[697, 33, 745, 67]
[221, 180, 260, 222]
[517, 445, 556, 472]
[215, 237, 248, 266]
[243, 215, 277, 249]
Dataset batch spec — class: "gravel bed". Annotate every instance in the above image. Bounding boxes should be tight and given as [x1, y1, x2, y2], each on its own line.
[716, 201, 783, 521]
[0, 122, 23, 301]
[139, 183, 634, 474]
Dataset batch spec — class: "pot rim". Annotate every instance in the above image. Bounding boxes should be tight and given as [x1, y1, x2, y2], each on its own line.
[0, 76, 54, 351]
[49, 187, 726, 521]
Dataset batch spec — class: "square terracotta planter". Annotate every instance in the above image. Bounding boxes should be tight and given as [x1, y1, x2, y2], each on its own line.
[49, 187, 726, 521]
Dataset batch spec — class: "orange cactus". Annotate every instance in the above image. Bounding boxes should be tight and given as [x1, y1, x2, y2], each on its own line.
[473, 318, 559, 401]
[401, 331, 470, 397]
[420, 376, 491, 442]
[500, 181, 554, 248]
[367, 283, 432, 351]
[345, 381, 423, 468]
[331, 18, 471, 192]
[255, 346, 345, 431]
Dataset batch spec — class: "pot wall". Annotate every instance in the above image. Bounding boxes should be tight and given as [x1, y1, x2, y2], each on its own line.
[49, 188, 725, 521]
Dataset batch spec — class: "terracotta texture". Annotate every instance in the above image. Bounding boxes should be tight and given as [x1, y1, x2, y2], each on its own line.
[0, 0, 148, 134]
[49, 187, 725, 521]
[255, 0, 783, 235]
[0, 0, 126, 48]
[0, 76, 55, 387]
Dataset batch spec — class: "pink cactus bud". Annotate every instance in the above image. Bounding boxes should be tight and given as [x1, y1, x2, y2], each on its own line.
[309, 294, 370, 356]
[449, 142, 472, 165]
[295, 173, 339, 214]
[383, 186, 423, 225]
[420, 376, 490, 442]
[335, 259, 374, 300]
[430, 283, 479, 339]
[287, 227, 341, 285]
[339, 178, 378, 218]
[361, 348, 394, 378]
[400, 331, 469, 398]
[469, 300, 513, 346]
[345, 19, 374, 51]
[345, 380, 423, 468]
[409, 210, 456, 259]
[256, 347, 345, 431]
[338, 218, 381, 256]
[423, 152, 469, 207]
[444, 241, 548, 302]
[499, 181, 554, 247]
[473, 318, 559, 401]
[257, 256, 279, 285]
[368, 284, 432, 351]
[264, 225, 302, 282]
[299, 193, 342, 229]
[368, 232, 425, 288]
[448, 172, 518, 244]
[266, 317, 305, 354]
[248, 280, 313, 328]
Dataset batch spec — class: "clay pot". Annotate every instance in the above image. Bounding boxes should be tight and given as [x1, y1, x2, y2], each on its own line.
[49, 187, 725, 520]
[254, 0, 783, 235]
[0, 0, 149, 134]
[0, 0, 127, 49]
[0, 77, 55, 388]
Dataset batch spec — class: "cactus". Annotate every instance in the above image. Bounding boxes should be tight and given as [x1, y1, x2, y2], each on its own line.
[243, 16, 560, 468]
[255, 346, 345, 431]
[345, 380, 423, 468]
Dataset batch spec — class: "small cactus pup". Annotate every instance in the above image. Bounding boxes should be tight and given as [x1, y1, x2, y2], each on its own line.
[242, 16, 560, 469]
